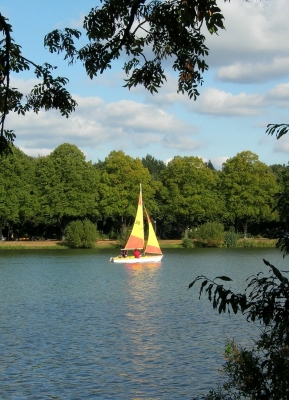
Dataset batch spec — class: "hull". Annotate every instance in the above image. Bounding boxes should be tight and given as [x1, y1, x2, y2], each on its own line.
[110, 255, 163, 264]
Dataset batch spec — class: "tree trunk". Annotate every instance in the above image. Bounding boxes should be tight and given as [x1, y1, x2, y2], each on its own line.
[184, 226, 189, 239]
[0, 217, 3, 239]
[243, 220, 248, 238]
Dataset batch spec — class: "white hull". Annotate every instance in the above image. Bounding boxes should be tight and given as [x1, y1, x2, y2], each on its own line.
[110, 255, 163, 264]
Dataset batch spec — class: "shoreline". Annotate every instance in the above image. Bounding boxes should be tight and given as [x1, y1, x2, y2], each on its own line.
[0, 238, 277, 250]
[0, 239, 183, 250]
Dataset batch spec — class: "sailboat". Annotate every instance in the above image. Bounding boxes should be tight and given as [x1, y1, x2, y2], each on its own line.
[109, 185, 163, 263]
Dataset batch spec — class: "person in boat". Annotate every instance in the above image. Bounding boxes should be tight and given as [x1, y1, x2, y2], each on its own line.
[121, 250, 127, 258]
[133, 248, 141, 258]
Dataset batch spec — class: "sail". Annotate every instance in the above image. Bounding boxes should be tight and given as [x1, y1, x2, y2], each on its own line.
[144, 208, 163, 255]
[124, 186, 144, 250]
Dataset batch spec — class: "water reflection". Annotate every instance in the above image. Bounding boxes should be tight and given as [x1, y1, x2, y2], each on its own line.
[124, 261, 162, 271]
[0, 248, 286, 399]
[122, 262, 163, 393]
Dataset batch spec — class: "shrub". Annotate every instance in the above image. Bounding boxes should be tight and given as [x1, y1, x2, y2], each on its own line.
[194, 221, 224, 247]
[224, 227, 239, 247]
[65, 219, 97, 248]
[182, 238, 195, 248]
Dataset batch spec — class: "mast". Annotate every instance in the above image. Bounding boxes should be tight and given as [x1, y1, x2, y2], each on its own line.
[124, 184, 144, 250]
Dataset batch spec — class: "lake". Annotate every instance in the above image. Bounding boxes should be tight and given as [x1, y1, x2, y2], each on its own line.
[0, 248, 287, 399]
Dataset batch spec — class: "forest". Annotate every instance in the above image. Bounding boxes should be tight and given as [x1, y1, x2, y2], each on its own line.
[0, 142, 287, 243]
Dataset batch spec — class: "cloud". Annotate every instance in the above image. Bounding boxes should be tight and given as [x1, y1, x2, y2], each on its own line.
[194, 88, 264, 116]
[162, 135, 206, 151]
[266, 83, 289, 107]
[207, 0, 289, 67]
[211, 156, 229, 170]
[204, 0, 289, 85]
[216, 57, 289, 84]
[273, 135, 289, 154]
[5, 95, 200, 160]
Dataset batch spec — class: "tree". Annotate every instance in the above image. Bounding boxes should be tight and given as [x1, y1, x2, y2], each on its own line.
[65, 219, 97, 248]
[194, 221, 224, 247]
[0, 14, 76, 151]
[189, 259, 289, 399]
[206, 159, 215, 170]
[34, 143, 100, 240]
[0, 145, 34, 237]
[220, 151, 279, 238]
[161, 155, 223, 238]
[97, 150, 158, 234]
[141, 154, 166, 180]
[44, 0, 225, 99]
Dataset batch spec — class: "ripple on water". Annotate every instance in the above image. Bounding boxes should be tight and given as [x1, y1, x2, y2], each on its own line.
[0, 248, 285, 399]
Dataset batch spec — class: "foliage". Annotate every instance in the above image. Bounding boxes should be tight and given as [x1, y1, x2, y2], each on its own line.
[45, 0, 225, 100]
[206, 159, 215, 170]
[65, 219, 97, 248]
[117, 225, 131, 248]
[194, 221, 224, 247]
[220, 151, 279, 238]
[189, 259, 289, 399]
[266, 123, 289, 140]
[0, 14, 76, 151]
[224, 226, 238, 247]
[98, 150, 158, 232]
[182, 238, 195, 248]
[141, 154, 166, 180]
[160, 155, 223, 238]
[0, 145, 34, 235]
[34, 143, 100, 239]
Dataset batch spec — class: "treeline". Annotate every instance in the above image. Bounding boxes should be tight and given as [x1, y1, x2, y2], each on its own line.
[0, 143, 287, 241]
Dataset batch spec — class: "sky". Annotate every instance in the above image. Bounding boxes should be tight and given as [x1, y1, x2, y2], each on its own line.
[2, 0, 289, 169]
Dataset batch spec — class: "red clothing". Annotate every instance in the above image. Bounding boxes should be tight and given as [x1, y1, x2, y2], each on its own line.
[133, 249, 141, 258]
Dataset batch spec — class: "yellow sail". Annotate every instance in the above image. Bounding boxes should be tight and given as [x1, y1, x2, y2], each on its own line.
[144, 208, 163, 255]
[124, 185, 144, 250]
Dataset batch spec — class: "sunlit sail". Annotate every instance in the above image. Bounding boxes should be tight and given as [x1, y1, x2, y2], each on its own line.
[110, 185, 163, 264]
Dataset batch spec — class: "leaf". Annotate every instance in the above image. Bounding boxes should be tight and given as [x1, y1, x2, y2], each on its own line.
[215, 276, 232, 281]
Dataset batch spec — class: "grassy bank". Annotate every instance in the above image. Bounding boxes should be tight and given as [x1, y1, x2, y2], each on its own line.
[0, 238, 278, 250]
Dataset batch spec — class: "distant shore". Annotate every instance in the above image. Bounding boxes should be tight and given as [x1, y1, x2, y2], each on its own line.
[0, 239, 183, 250]
[0, 238, 278, 250]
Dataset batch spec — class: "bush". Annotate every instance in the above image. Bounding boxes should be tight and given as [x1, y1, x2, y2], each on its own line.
[65, 219, 97, 248]
[194, 222, 224, 247]
[224, 227, 239, 247]
[182, 238, 195, 248]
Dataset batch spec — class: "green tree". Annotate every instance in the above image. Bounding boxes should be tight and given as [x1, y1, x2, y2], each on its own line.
[98, 150, 158, 234]
[190, 259, 289, 400]
[65, 219, 97, 248]
[220, 151, 279, 238]
[44, 0, 225, 99]
[194, 221, 224, 247]
[206, 159, 216, 170]
[34, 143, 100, 240]
[273, 166, 289, 257]
[161, 155, 223, 238]
[0, 14, 76, 151]
[0, 146, 34, 237]
[141, 154, 166, 180]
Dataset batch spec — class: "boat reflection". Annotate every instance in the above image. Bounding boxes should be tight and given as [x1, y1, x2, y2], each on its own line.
[124, 261, 162, 271]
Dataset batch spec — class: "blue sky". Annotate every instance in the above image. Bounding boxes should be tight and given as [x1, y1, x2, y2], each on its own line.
[2, 0, 289, 168]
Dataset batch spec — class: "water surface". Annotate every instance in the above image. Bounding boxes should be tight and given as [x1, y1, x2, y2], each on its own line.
[0, 248, 287, 399]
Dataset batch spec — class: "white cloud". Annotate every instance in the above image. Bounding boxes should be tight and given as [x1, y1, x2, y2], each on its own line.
[216, 58, 289, 84]
[204, 0, 289, 85]
[266, 83, 289, 107]
[5, 95, 201, 159]
[195, 88, 264, 116]
[162, 135, 205, 151]
[207, 0, 289, 66]
[273, 135, 289, 154]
